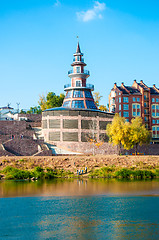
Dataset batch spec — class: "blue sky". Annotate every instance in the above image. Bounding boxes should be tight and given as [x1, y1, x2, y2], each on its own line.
[0, 0, 159, 110]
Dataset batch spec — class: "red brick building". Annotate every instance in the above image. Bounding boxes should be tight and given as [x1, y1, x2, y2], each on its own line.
[109, 80, 159, 143]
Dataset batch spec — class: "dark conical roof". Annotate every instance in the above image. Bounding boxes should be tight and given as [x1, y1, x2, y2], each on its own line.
[76, 42, 81, 53]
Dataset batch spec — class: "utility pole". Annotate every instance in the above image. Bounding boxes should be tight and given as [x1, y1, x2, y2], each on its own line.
[16, 103, 20, 113]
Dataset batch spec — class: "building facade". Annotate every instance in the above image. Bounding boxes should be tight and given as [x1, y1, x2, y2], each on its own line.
[42, 43, 115, 154]
[109, 80, 159, 142]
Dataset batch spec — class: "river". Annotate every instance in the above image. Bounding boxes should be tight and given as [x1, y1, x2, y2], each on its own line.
[0, 179, 159, 239]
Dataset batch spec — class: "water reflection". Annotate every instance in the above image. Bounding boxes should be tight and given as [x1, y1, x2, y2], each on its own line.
[0, 179, 158, 198]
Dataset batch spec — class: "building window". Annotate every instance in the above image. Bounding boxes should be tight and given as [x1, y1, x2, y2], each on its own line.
[123, 104, 129, 110]
[119, 112, 121, 116]
[137, 98, 140, 102]
[152, 98, 155, 103]
[152, 126, 159, 138]
[119, 92, 121, 95]
[73, 90, 83, 98]
[123, 97, 128, 103]
[119, 97, 121, 103]
[65, 91, 72, 99]
[133, 97, 136, 102]
[86, 100, 97, 109]
[125, 119, 129, 122]
[77, 56, 80, 61]
[157, 120, 159, 124]
[144, 102, 148, 107]
[156, 98, 159, 102]
[63, 101, 71, 107]
[151, 104, 159, 118]
[123, 111, 129, 117]
[119, 104, 121, 110]
[72, 100, 85, 108]
[76, 80, 82, 87]
[152, 120, 155, 124]
[132, 103, 141, 117]
[76, 67, 81, 73]
[84, 91, 92, 98]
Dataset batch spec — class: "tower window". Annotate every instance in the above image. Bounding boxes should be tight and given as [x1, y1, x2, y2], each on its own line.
[84, 91, 92, 98]
[65, 91, 72, 98]
[77, 56, 80, 61]
[86, 100, 97, 109]
[63, 101, 71, 107]
[73, 90, 83, 98]
[76, 81, 82, 87]
[72, 100, 85, 108]
[76, 67, 81, 73]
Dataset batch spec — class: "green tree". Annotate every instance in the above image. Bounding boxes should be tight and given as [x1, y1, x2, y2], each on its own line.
[129, 117, 150, 155]
[38, 92, 65, 111]
[20, 109, 26, 114]
[27, 106, 42, 114]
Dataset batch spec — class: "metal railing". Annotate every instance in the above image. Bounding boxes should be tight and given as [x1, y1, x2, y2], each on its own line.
[86, 83, 94, 90]
[68, 70, 90, 75]
[64, 84, 71, 89]
[64, 83, 94, 90]
[73, 57, 84, 63]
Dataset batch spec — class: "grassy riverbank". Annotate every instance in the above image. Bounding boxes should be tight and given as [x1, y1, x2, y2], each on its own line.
[0, 155, 159, 180]
[0, 165, 159, 180]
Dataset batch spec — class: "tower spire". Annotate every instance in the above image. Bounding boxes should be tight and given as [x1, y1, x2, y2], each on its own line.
[76, 41, 81, 53]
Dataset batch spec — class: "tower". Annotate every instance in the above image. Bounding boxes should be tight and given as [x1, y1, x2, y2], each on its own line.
[63, 42, 98, 110]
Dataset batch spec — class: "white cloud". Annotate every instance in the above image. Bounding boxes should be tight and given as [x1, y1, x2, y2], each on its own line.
[54, 0, 61, 7]
[76, 1, 106, 22]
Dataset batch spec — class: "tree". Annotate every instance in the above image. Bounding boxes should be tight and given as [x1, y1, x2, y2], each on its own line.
[99, 105, 107, 112]
[106, 114, 131, 154]
[20, 109, 26, 114]
[129, 117, 150, 155]
[106, 115, 150, 155]
[38, 92, 65, 111]
[27, 106, 42, 114]
[86, 120, 104, 155]
[93, 92, 107, 111]
[93, 92, 102, 107]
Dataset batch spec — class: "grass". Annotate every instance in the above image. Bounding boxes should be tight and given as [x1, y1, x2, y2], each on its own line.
[0, 164, 159, 180]
[0, 166, 74, 180]
[90, 167, 159, 179]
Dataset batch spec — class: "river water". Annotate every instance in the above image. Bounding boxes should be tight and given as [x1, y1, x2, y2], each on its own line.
[0, 179, 159, 240]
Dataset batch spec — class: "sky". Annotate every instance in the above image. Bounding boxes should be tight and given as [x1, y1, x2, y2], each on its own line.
[1, 0, 159, 110]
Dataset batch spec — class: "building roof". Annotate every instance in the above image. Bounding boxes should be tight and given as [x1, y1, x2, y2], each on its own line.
[150, 87, 159, 95]
[76, 42, 81, 53]
[44, 106, 114, 115]
[124, 86, 141, 94]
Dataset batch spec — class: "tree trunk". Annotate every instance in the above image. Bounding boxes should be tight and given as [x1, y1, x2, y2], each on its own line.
[135, 143, 138, 155]
[118, 142, 121, 155]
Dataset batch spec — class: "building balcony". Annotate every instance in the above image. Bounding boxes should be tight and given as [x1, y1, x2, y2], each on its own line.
[64, 83, 94, 91]
[73, 57, 84, 63]
[68, 70, 90, 76]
